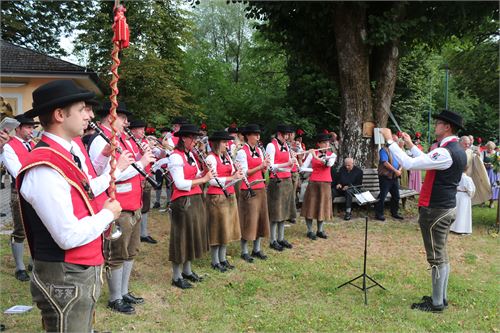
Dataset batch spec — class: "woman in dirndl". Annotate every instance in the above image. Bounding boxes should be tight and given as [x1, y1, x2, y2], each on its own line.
[205, 130, 243, 272]
[235, 124, 270, 262]
[167, 124, 212, 289]
[300, 133, 337, 240]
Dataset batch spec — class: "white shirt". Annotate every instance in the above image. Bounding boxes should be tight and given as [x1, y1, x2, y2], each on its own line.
[88, 127, 142, 181]
[20, 132, 114, 250]
[168, 151, 202, 191]
[389, 136, 457, 171]
[299, 152, 336, 172]
[3, 136, 30, 178]
[206, 153, 234, 186]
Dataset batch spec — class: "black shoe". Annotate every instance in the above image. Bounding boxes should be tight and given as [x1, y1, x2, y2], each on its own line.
[375, 215, 386, 221]
[182, 271, 203, 282]
[15, 270, 30, 282]
[140, 236, 158, 244]
[422, 295, 448, 308]
[411, 299, 444, 312]
[240, 253, 255, 263]
[269, 241, 284, 252]
[107, 299, 135, 314]
[220, 260, 235, 270]
[316, 231, 328, 239]
[171, 278, 192, 289]
[122, 292, 144, 304]
[211, 263, 227, 272]
[344, 212, 352, 221]
[0, 213, 5, 217]
[251, 251, 267, 260]
[306, 232, 317, 240]
[27, 263, 33, 272]
[153, 202, 160, 209]
[392, 214, 404, 220]
[288, 219, 296, 224]
[278, 239, 293, 249]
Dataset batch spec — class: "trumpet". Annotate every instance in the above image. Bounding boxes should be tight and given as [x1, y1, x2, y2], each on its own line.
[257, 143, 281, 183]
[192, 147, 230, 198]
[88, 122, 160, 189]
[147, 135, 174, 151]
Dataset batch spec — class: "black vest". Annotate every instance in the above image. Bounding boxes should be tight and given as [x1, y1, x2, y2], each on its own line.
[428, 141, 467, 208]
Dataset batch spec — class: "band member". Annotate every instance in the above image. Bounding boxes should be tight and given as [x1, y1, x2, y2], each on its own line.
[205, 130, 242, 272]
[287, 127, 303, 224]
[2, 114, 38, 281]
[18, 80, 122, 332]
[235, 124, 270, 262]
[88, 101, 155, 314]
[380, 110, 467, 312]
[128, 119, 157, 244]
[167, 124, 212, 289]
[300, 133, 337, 240]
[266, 124, 297, 251]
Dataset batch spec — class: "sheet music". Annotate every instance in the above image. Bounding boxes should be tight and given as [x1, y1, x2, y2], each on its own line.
[354, 191, 376, 204]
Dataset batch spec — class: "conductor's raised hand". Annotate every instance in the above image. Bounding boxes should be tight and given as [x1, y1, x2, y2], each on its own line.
[379, 128, 393, 141]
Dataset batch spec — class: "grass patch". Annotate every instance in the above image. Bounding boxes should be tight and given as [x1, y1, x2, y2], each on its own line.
[1, 200, 499, 332]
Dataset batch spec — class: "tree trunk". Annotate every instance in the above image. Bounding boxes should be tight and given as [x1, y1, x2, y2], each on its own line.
[333, 3, 374, 168]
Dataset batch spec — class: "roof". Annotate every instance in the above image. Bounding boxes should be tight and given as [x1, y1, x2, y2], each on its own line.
[0, 40, 101, 87]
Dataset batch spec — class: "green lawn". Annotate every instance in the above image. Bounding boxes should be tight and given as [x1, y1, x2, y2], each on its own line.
[1, 201, 498, 332]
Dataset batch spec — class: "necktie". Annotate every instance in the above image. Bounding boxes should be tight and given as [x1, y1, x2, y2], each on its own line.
[249, 146, 259, 158]
[23, 142, 32, 152]
[221, 154, 230, 165]
[70, 148, 82, 170]
[277, 139, 287, 152]
[185, 151, 195, 166]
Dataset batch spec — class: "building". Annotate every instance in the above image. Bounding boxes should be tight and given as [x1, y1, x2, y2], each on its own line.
[0, 40, 102, 117]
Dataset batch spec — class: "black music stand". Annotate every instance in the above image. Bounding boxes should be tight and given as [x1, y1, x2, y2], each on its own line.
[336, 185, 386, 305]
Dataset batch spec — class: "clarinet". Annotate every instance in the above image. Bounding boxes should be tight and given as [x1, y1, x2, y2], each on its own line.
[258, 143, 281, 183]
[192, 147, 230, 198]
[124, 127, 146, 155]
[229, 153, 256, 198]
[88, 122, 160, 189]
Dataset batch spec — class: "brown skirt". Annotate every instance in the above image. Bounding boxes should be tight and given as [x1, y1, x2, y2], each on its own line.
[238, 188, 270, 241]
[206, 194, 241, 246]
[301, 181, 332, 221]
[169, 194, 209, 264]
[267, 177, 297, 222]
[141, 181, 152, 214]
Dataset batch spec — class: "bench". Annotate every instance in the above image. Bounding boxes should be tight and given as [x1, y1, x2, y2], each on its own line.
[332, 168, 419, 209]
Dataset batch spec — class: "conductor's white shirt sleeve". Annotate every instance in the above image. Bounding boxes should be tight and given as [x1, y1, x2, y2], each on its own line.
[20, 166, 114, 250]
[389, 136, 456, 171]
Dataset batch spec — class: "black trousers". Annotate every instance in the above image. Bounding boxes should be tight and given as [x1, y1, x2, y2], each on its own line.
[374, 176, 400, 217]
[332, 187, 354, 210]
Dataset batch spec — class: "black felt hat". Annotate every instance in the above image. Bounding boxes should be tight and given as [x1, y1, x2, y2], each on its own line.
[174, 124, 203, 137]
[26, 80, 95, 118]
[276, 124, 294, 133]
[227, 126, 239, 134]
[128, 119, 147, 129]
[315, 133, 332, 142]
[97, 101, 133, 117]
[14, 114, 39, 126]
[171, 116, 188, 126]
[208, 130, 233, 141]
[241, 124, 261, 134]
[432, 109, 464, 130]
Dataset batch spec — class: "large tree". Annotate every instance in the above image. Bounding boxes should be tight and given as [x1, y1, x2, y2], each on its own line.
[246, 1, 498, 166]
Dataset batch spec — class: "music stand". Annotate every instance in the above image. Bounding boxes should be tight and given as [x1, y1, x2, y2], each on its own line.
[336, 185, 386, 305]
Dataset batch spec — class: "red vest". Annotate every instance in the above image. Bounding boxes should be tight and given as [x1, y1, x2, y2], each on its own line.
[73, 137, 109, 210]
[127, 136, 152, 174]
[171, 134, 179, 146]
[309, 151, 333, 182]
[18, 139, 104, 266]
[270, 138, 291, 179]
[7, 137, 35, 170]
[241, 144, 265, 190]
[170, 149, 203, 201]
[101, 127, 142, 211]
[206, 153, 235, 195]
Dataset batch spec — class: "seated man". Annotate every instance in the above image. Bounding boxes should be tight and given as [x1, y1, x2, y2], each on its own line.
[332, 158, 363, 220]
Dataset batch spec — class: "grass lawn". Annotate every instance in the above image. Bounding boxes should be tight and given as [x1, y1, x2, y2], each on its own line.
[1, 200, 498, 332]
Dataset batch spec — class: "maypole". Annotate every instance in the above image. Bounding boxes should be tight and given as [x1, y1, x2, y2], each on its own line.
[105, 0, 130, 240]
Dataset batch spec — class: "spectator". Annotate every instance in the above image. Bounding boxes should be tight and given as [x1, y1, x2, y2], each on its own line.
[375, 135, 404, 221]
[332, 158, 363, 220]
[482, 141, 499, 208]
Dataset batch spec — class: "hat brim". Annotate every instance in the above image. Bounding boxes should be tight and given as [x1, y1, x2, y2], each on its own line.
[432, 114, 464, 130]
[174, 130, 203, 137]
[97, 108, 133, 117]
[29, 91, 96, 118]
[208, 135, 233, 141]
[242, 129, 261, 134]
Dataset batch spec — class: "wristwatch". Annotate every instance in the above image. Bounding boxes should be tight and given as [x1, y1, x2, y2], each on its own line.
[386, 139, 395, 146]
